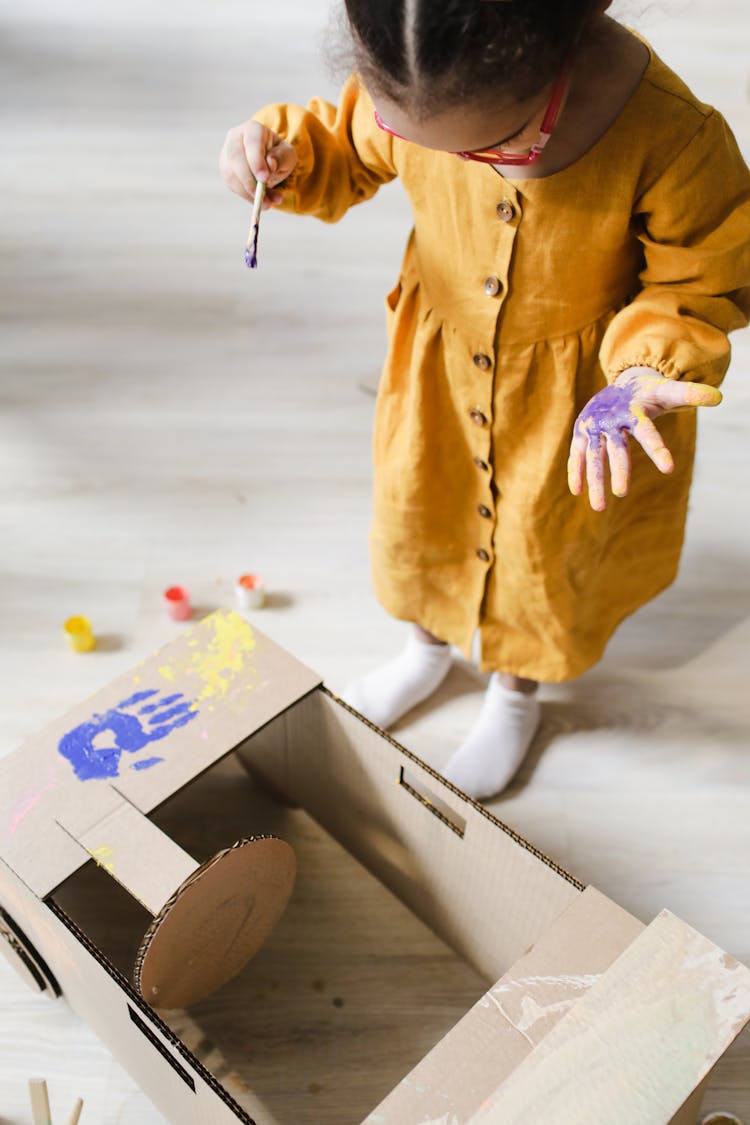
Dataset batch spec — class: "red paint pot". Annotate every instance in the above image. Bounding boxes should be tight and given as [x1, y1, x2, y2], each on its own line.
[163, 585, 192, 621]
[235, 573, 266, 611]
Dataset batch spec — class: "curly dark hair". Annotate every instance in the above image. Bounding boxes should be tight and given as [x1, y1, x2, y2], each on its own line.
[339, 0, 601, 116]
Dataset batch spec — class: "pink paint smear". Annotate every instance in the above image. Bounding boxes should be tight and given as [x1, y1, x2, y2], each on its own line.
[9, 774, 59, 835]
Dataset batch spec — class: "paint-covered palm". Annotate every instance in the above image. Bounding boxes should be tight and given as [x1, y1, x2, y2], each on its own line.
[567, 366, 722, 511]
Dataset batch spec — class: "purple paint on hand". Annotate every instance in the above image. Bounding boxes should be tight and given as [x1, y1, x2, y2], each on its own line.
[575, 383, 637, 447]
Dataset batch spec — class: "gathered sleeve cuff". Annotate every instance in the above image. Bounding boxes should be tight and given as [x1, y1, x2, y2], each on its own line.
[599, 109, 750, 386]
[252, 74, 397, 224]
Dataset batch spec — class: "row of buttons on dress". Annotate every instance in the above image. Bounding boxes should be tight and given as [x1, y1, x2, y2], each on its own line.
[471, 388, 493, 563]
[470, 198, 515, 565]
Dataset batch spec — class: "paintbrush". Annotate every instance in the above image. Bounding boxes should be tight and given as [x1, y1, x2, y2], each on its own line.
[244, 179, 266, 269]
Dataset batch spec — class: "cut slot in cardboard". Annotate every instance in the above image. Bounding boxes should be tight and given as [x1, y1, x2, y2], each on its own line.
[0, 610, 748, 1125]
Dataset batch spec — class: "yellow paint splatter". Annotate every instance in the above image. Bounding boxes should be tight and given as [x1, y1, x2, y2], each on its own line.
[91, 844, 115, 874]
[158, 611, 258, 703]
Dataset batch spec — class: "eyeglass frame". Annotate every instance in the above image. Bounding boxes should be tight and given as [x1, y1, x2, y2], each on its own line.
[373, 53, 573, 166]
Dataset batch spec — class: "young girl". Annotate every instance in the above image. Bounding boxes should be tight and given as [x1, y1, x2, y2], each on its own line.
[220, 0, 750, 800]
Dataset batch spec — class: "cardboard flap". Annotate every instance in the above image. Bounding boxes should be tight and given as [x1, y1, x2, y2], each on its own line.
[367, 886, 644, 1123]
[467, 909, 750, 1125]
[56, 799, 200, 915]
[0, 612, 321, 898]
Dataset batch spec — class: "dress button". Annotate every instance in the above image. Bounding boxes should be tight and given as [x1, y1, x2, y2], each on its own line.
[469, 409, 487, 426]
[496, 199, 515, 222]
[484, 275, 501, 297]
[476, 548, 490, 562]
[473, 457, 489, 471]
[473, 353, 492, 371]
[478, 504, 492, 519]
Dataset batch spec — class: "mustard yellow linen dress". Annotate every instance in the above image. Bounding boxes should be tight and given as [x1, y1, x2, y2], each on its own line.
[254, 41, 750, 681]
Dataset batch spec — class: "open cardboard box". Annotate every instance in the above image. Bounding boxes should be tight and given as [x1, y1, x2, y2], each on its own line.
[1, 610, 749, 1124]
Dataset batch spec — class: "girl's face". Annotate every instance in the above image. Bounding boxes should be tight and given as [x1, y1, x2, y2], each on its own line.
[372, 76, 562, 163]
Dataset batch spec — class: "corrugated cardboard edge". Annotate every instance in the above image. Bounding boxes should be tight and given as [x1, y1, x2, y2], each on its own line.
[326, 688, 586, 891]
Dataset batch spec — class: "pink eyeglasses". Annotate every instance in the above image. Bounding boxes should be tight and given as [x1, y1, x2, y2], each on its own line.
[374, 54, 573, 166]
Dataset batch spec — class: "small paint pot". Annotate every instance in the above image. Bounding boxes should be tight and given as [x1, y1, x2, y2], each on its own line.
[700, 1115, 745, 1125]
[235, 573, 266, 612]
[163, 585, 192, 621]
[64, 615, 95, 653]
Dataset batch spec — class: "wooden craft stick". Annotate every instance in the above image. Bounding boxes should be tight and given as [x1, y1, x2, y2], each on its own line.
[28, 1078, 52, 1125]
[66, 1098, 84, 1125]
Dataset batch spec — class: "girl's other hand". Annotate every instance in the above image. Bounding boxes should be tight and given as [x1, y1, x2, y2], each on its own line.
[219, 120, 297, 207]
[567, 366, 722, 511]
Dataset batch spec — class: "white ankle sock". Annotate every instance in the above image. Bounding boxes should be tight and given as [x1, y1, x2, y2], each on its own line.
[342, 629, 452, 730]
[442, 674, 540, 800]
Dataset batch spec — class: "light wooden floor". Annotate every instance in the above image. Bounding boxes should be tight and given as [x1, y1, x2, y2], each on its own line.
[1, 0, 749, 1121]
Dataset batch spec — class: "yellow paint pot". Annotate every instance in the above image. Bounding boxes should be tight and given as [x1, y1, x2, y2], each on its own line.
[64, 615, 95, 653]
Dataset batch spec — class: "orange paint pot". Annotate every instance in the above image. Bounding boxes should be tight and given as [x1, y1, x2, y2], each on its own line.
[64, 615, 95, 653]
[235, 573, 266, 611]
[163, 585, 192, 621]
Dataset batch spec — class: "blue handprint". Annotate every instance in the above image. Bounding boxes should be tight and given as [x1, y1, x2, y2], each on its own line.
[58, 689, 199, 781]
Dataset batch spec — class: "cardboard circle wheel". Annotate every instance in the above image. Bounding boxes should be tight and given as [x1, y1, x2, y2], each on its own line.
[134, 835, 295, 1008]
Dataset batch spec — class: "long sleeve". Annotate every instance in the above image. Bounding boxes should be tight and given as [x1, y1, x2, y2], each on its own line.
[252, 75, 398, 224]
[599, 108, 750, 386]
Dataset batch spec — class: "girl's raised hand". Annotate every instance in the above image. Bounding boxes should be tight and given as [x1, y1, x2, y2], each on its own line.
[219, 120, 296, 208]
[567, 366, 722, 511]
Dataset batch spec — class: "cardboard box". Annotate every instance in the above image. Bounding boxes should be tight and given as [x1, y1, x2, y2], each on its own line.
[1, 610, 748, 1124]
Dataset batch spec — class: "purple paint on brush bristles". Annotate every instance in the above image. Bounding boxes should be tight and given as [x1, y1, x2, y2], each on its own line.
[244, 225, 260, 269]
[245, 180, 265, 269]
